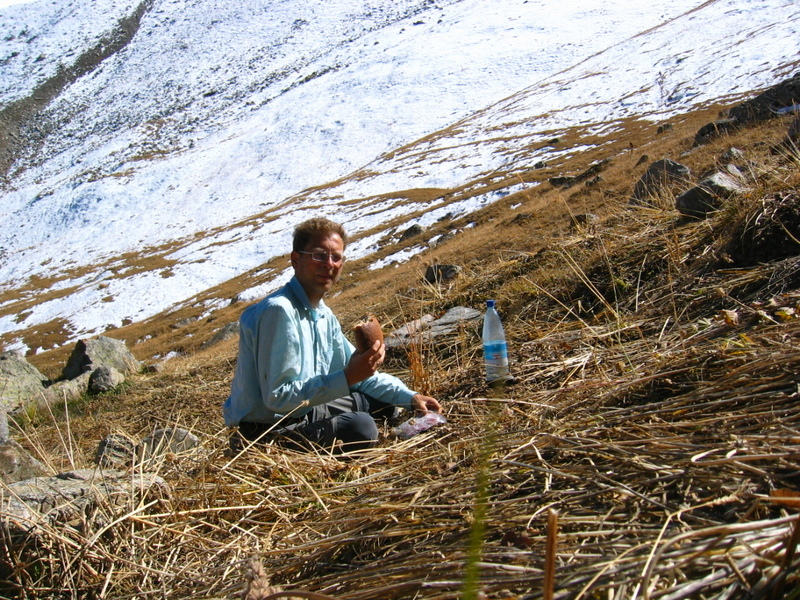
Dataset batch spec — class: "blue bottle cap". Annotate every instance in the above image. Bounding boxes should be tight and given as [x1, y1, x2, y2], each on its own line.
[486, 299, 495, 308]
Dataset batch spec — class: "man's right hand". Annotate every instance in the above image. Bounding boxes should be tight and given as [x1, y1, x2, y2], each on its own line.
[344, 339, 385, 385]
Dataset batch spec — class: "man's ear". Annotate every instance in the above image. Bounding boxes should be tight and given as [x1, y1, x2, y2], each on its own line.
[290, 251, 299, 270]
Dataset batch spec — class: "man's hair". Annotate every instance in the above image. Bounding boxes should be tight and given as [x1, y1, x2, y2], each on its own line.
[292, 217, 348, 252]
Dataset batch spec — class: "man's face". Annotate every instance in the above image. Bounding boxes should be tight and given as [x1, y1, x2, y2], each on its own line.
[291, 232, 345, 306]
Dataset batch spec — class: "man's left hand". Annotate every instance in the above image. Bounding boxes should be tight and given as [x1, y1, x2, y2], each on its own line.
[411, 394, 442, 414]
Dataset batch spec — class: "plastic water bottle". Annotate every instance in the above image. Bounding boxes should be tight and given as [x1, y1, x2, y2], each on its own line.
[483, 299, 509, 383]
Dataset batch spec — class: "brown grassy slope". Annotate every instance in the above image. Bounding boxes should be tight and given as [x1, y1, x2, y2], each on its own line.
[23, 103, 722, 376]
[9, 103, 800, 599]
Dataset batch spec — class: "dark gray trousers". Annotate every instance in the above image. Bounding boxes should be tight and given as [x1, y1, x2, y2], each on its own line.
[235, 393, 396, 454]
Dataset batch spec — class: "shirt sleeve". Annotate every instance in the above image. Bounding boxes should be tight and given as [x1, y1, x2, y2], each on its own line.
[343, 333, 417, 408]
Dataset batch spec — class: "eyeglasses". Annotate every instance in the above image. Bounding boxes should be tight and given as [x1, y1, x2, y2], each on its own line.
[298, 250, 345, 265]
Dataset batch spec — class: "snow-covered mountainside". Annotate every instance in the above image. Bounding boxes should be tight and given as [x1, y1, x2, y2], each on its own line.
[0, 0, 798, 353]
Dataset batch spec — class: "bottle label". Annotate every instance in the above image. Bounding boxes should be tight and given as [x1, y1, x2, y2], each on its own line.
[484, 341, 509, 381]
[483, 341, 508, 362]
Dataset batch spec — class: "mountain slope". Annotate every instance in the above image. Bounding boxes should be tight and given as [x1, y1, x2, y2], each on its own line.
[0, 0, 798, 355]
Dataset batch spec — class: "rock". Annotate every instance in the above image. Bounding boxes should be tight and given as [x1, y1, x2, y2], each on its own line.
[89, 366, 126, 394]
[96, 433, 138, 468]
[694, 74, 800, 145]
[0, 439, 49, 484]
[385, 307, 481, 349]
[40, 371, 93, 407]
[0, 352, 48, 415]
[723, 163, 745, 180]
[61, 335, 141, 381]
[721, 147, 745, 163]
[693, 119, 738, 146]
[0, 409, 8, 443]
[1, 468, 169, 535]
[788, 116, 800, 145]
[398, 224, 424, 242]
[728, 73, 800, 124]
[143, 360, 169, 374]
[631, 159, 691, 206]
[570, 213, 599, 231]
[201, 321, 240, 349]
[424, 264, 462, 284]
[428, 230, 457, 248]
[427, 306, 482, 337]
[96, 428, 202, 469]
[676, 171, 748, 218]
[549, 159, 610, 189]
[140, 427, 200, 464]
[385, 315, 436, 349]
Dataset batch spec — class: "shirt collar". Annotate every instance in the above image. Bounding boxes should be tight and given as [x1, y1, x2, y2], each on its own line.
[288, 276, 326, 318]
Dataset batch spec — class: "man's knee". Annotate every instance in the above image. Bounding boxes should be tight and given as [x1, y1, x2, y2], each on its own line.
[334, 411, 379, 452]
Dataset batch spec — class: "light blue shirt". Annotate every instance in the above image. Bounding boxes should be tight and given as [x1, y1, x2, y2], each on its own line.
[223, 276, 416, 426]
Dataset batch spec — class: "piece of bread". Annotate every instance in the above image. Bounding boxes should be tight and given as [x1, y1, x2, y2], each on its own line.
[353, 314, 384, 352]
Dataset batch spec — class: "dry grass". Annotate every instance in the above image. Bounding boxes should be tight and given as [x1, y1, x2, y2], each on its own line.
[4, 105, 800, 599]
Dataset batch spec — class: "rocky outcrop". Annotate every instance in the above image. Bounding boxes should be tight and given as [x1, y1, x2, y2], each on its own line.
[1, 468, 169, 536]
[0, 336, 140, 447]
[694, 73, 800, 145]
[728, 74, 800, 124]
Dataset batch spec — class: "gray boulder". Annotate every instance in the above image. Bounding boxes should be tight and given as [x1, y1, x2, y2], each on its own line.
[0, 408, 8, 443]
[398, 224, 424, 242]
[0, 439, 49, 484]
[385, 315, 436, 349]
[89, 366, 126, 394]
[40, 371, 93, 407]
[140, 427, 201, 464]
[201, 321, 240, 349]
[676, 171, 748, 219]
[61, 336, 141, 381]
[424, 264, 462, 284]
[631, 159, 691, 206]
[96, 428, 202, 469]
[385, 306, 481, 350]
[427, 306, 482, 337]
[96, 433, 138, 469]
[0, 352, 48, 414]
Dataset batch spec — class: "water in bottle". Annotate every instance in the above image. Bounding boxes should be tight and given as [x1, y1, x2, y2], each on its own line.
[483, 299, 510, 383]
